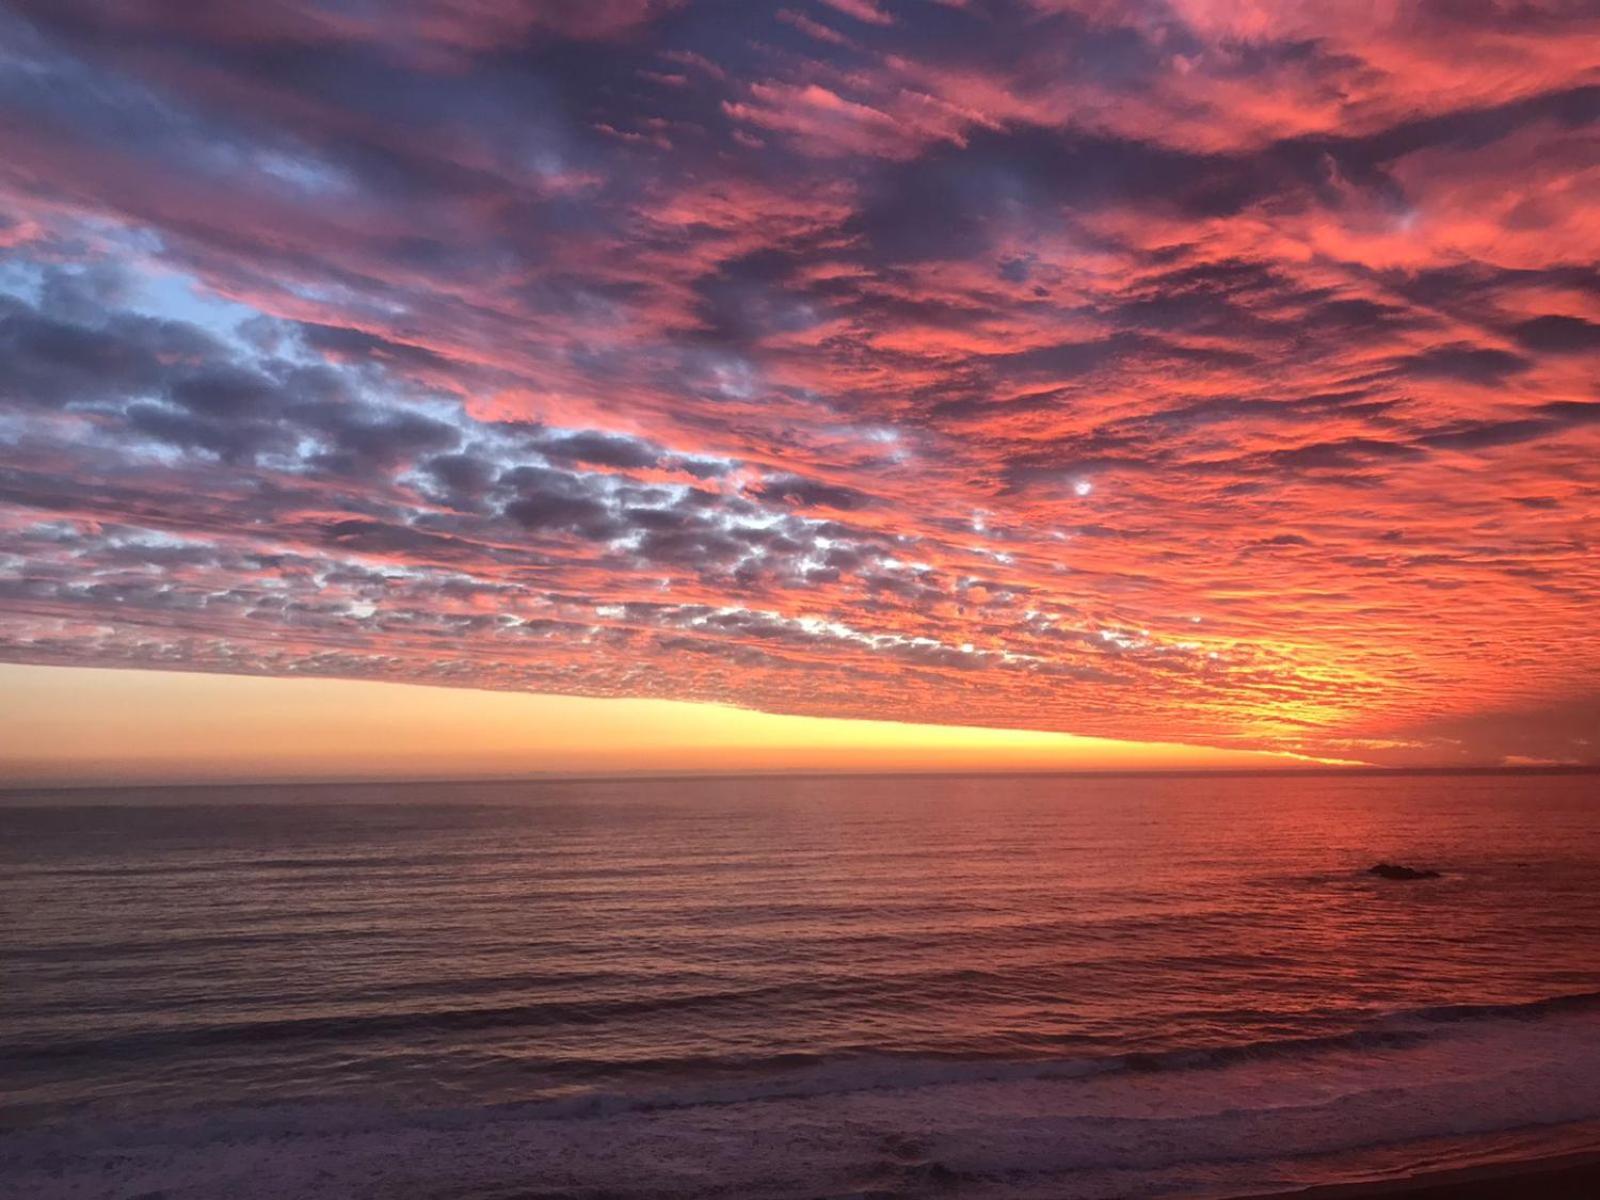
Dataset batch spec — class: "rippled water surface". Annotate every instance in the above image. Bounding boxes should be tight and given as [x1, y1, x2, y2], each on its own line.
[4, 772, 1599, 1198]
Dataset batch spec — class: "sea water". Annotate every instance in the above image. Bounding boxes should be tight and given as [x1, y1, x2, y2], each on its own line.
[3, 771, 1598, 1198]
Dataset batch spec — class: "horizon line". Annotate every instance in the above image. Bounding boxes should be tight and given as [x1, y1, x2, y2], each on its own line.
[5, 761, 1597, 796]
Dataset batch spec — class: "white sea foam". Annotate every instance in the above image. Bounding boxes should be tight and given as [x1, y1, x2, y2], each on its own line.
[6, 1004, 1600, 1200]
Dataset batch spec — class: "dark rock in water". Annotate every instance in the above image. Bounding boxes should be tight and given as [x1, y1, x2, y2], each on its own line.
[1368, 862, 1441, 881]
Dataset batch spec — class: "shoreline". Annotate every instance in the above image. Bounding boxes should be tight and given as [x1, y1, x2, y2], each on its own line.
[1234, 1149, 1600, 1200]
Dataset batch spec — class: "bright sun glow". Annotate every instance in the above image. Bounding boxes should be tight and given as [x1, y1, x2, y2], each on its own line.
[0, 664, 1353, 785]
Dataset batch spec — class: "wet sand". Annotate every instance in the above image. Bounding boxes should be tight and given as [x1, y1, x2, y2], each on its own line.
[1239, 1150, 1600, 1200]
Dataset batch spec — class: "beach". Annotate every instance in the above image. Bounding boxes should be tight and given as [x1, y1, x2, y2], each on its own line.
[1244, 1152, 1600, 1200]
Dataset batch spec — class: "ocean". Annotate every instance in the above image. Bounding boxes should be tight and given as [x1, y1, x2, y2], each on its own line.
[3, 771, 1599, 1199]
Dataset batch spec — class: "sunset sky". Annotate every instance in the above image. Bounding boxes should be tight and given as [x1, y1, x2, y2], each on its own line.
[1, 0, 1597, 781]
